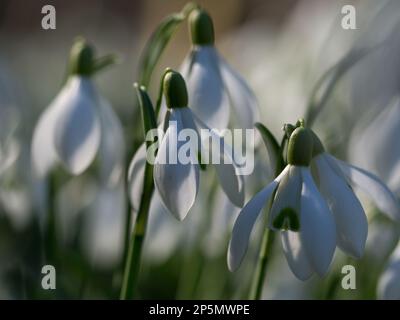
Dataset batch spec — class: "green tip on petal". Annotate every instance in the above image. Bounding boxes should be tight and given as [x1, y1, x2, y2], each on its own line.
[272, 208, 300, 232]
[69, 38, 94, 76]
[189, 9, 215, 46]
[287, 127, 313, 166]
[163, 70, 188, 109]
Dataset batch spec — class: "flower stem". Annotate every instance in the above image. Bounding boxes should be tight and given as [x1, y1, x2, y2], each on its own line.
[120, 84, 157, 300]
[249, 223, 275, 300]
[120, 162, 154, 299]
[45, 171, 58, 265]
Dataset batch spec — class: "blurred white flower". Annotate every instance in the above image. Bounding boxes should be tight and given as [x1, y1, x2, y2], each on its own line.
[378, 241, 400, 300]
[349, 97, 400, 195]
[31, 40, 124, 183]
[32, 75, 124, 183]
[82, 182, 125, 269]
[0, 62, 20, 177]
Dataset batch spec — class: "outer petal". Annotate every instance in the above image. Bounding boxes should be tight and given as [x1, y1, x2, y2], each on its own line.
[184, 46, 230, 130]
[315, 154, 368, 258]
[32, 81, 73, 178]
[300, 167, 336, 277]
[269, 165, 302, 231]
[281, 231, 314, 280]
[127, 143, 146, 212]
[377, 244, 400, 300]
[218, 52, 260, 129]
[228, 165, 289, 271]
[54, 76, 101, 175]
[190, 109, 245, 207]
[153, 108, 200, 220]
[327, 154, 400, 221]
[98, 97, 125, 187]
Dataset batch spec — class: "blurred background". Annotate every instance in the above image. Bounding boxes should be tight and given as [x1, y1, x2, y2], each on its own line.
[1, 0, 400, 299]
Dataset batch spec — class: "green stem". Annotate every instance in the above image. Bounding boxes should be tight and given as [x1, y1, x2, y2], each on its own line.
[120, 85, 157, 300]
[249, 224, 275, 299]
[120, 162, 154, 299]
[45, 171, 57, 265]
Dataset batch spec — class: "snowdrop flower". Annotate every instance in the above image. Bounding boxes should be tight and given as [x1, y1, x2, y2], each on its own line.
[378, 241, 400, 300]
[128, 70, 244, 221]
[229, 121, 400, 280]
[161, 9, 259, 130]
[32, 39, 124, 183]
[228, 126, 337, 279]
[312, 130, 400, 260]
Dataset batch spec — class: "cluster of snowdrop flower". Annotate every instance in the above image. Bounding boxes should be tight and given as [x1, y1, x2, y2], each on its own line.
[228, 120, 400, 280]
[129, 9, 260, 222]
[7, 2, 399, 300]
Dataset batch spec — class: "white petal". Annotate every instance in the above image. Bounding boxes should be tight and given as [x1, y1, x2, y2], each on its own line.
[98, 98, 125, 186]
[54, 76, 101, 175]
[218, 52, 260, 129]
[281, 231, 314, 280]
[127, 143, 146, 212]
[300, 167, 336, 277]
[184, 46, 230, 130]
[327, 154, 400, 221]
[190, 109, 245, 207]
[378, 245, 400, 300]
[32, 81, 73, 178]
[269, 165, 302, 230]
[153, 109, 199, 220]
[228, 165, 289, 271]
[315, 154, 368, 258]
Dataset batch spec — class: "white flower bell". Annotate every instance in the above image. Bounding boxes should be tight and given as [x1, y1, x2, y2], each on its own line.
[31, 39, 124, 183]
[228, 124, 400, 280]
[161, 9, 259, 131]
[228, 127, 336, 279]
[128, 70, 244, 221]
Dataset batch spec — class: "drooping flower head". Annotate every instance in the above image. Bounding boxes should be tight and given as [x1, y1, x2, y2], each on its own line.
[160, 9, 259, 131]
[129, 70, 244, 221]
[32, 39, 124, 184]
[228, 124, 336, 279]
[228, 120, 400, 280]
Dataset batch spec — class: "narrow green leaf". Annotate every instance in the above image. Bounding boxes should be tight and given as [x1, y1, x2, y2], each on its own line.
[138, 14, 184, 87]
[255, 122, 284, 174]
[134, 84, 158, 142]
